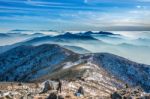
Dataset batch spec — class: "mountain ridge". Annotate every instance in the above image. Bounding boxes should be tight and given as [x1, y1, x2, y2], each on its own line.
[0, 44, 150, 92]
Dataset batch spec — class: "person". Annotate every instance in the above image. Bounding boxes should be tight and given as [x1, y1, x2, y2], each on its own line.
[78, 86, 84, 95]
[125, 84, 128, 88]
[57, 79, 62, 93]
[75, 86, 84, 96]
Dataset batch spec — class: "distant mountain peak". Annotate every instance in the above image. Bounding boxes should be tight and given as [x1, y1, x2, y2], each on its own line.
[64, 32, 72, 35]
[10, 29, 33, 32]
[0, 33, 10, 38]
[98, 31, 115, 35]
[84, 31, 94, 34]
[55, 32, 98, 40]
[78, 31, 118, 36]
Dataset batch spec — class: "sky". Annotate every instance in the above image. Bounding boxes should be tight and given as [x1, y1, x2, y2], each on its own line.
[0, 0, 150, 32]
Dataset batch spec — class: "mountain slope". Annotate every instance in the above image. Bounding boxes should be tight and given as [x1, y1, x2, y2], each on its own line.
[0, 33, 10, 38]
[63, 45, 91, 54]
[91, 53, 150, 92]
[0, 44, 150, 92]
[0, 44, 79, 82]
[25, 32, 99, 45]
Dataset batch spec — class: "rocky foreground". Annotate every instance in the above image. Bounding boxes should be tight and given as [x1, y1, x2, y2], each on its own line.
[0, 80, 111, 99]
[0, 80, 150, 99]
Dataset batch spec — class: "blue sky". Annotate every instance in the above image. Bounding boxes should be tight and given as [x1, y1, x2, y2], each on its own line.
[0, 0, 150, 32]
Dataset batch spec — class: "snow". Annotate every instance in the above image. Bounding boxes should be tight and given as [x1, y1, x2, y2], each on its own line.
[0, 91, 21, 97]
[63, 62, 75, 69]
[63, 58, 82, 69]
[0, 44, 150, 92]
[0, 44, 76, 81]
[92, 53, 150, 92]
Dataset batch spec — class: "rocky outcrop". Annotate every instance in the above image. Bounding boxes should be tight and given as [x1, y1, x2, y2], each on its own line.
[0, 81, 150, 99]
[40, 80, 58, 94]
[47, 92, 64, 99]
[111, 87, 150, 99]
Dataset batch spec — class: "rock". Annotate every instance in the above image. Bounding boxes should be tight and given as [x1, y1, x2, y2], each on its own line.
[41, 81, 51, 93]
[4, 95, 13, 99]
[111, 87, 149, 99]
[0, 91, 3, 97]
[47, 92, 64, 99]
[140, 94, 150, 99]
[47, 92, 57, 99]
[0, 91, 23, 99]
[18, 82, 22, 86]
[40, 80, 58, 94]
[58, 95, 64, 99]
[111, 92, 122, 99]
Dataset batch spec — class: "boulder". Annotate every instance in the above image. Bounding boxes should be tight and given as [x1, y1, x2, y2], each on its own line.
[47, 92, 64, 99]
[110, 87, 149, 99]
[47, 92, 57, 99]
[40, 80, 58, 93]
[111, 92, 122, 99]
[58, 95, 64, 99]
[140, 94, 150, 99]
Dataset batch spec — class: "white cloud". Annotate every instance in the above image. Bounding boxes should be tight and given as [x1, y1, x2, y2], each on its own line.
[137, 0, 150, 2]
[136, 5, 147, 9]
[25, 1, 68, 6]
[84, 0, 88, 3]
[136, 5, 142, 8]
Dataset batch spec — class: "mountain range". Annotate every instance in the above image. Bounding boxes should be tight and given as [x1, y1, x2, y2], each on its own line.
[0, 31, 150, 65]
[0, 44, 150, 93]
